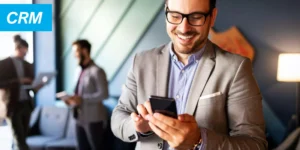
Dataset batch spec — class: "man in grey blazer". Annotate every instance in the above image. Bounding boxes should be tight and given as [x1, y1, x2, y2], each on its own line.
[111, 0, 267, 149]
[65, 39, 109, 150]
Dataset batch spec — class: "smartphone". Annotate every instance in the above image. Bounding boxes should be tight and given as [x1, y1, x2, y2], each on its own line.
[149, 95, 177, 119]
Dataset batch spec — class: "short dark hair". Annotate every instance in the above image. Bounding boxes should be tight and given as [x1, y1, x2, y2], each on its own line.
[72, 39, 91, 54]
[13, 35, 28, 49]
[165, 0, 216, 10]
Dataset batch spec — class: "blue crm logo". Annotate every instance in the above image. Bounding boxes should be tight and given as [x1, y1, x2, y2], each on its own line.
[0, 4, 52, 31]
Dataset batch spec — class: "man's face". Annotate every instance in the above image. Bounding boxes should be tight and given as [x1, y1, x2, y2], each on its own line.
[166, 0, 217, 54]
[73, 45, 86, 66]
[17, 46, 28, 58]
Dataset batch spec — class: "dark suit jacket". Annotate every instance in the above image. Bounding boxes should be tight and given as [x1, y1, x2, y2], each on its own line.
[0, 57, 34, 116]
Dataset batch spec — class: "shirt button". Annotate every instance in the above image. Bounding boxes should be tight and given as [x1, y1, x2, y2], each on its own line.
[176, 95, 180, 99]
[181, 70, 185, 73]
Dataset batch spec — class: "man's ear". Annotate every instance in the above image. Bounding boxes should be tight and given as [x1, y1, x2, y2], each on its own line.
[210, 8, 218, 28]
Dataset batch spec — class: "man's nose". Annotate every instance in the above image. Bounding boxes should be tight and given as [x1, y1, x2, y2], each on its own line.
[177, 18, 192, 33]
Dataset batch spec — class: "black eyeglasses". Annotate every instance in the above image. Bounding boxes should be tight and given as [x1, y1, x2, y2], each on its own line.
[165, 6, 212, 26]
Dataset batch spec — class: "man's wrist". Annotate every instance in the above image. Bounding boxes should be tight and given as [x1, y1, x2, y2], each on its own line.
[196, 128, 207, 150]
[138, 131, 154, 137]
[193, 130, 202, 150]
[194, 139, 202, 150]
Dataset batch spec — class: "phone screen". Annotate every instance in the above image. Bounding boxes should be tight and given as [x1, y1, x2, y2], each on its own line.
[149, 95, 177, 119]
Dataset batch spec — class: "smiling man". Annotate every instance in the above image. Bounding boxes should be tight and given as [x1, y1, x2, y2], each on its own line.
[111, 0, 267, 149]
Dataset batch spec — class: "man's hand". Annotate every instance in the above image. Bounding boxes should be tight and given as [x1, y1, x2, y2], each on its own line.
[20, 78, 32, 84]
[33, 83, 44, 93]
[0, 89, 8, 119]
[131, 100, 153, 133]
[66, 95, 82, 106]
[147, 113, 201, 150]
[63, 98, 71, 106]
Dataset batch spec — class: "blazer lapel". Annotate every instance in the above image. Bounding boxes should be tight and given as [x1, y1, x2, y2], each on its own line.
[23, 60, 29, 77]
[8, 58, 18, 79]
[79, 68, 90, 96]
[185, 40, 216, 115]
[156, 45, 170, 97]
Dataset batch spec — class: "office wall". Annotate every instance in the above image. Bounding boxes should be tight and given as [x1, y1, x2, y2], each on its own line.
[59, 0, 164, 93]
[214, 0, 300, 126]
[109, 10, 170, 96]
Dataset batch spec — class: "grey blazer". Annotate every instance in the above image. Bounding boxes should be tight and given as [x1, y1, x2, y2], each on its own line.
[75, 62, 109, 125]
[111, 40, 267, 150]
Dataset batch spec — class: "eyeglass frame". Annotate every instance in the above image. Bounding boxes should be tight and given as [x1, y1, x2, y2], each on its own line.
[165, 6, 213, 26]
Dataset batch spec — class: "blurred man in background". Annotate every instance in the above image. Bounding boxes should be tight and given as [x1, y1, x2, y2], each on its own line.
[0, 35, 35, 150]
[64, 39, 109, 150]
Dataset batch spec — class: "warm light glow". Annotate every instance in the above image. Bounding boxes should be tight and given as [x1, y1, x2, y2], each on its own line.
[277, 53, 300, 82]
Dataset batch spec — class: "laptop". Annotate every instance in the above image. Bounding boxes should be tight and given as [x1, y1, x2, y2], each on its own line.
[23, 72, 57, 90]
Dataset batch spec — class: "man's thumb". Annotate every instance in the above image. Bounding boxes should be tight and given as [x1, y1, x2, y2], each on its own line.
[178, 114, 195, 122]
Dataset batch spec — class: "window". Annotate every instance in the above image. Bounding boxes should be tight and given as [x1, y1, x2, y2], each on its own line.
[0, 32, 33, 63]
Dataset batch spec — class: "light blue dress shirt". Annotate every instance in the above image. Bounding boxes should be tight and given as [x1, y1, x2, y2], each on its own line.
[163, 43, 206, 150]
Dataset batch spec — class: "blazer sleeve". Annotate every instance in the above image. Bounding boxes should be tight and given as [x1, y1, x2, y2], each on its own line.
[111, 55, 140, 142]
[81, 67, 109, 104]
[0, 58, 19, 88]
[0, 58, 20, 117]
[200, 58, 267, 150]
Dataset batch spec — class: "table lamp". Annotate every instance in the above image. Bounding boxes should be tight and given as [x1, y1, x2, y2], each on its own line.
[277, 53, 300, 127]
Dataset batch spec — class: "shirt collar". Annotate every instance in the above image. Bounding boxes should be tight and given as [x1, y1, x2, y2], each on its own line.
[169, 42, 206, 63]
[11, 56, 24, 61]
[81, 60, 94, 70]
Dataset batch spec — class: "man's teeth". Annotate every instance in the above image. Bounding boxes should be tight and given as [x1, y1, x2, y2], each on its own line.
[177, 34, 193, 40]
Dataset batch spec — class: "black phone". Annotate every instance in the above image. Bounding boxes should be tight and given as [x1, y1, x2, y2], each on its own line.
[149, 95, 177, 119]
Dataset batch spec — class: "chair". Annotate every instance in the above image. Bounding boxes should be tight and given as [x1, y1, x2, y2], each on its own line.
[27, 106, 69, 150]
[46, 109, 77, 150]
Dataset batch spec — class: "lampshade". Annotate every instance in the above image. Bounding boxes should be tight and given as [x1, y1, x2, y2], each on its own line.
[277, 53, 300, 82]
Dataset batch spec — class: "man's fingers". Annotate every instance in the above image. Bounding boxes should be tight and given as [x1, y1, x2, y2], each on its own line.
[64, 100, 70, 105]
[131, 112, 141, 122]
[147, 114, 179, 135]
[137, 104, 148, 118]
[144, 100, 153, 115]
[152, 113, 182, 129]
[148, 122, 172, 141]
[178, 114, 196, 122]
[131, 112, 152, 133]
